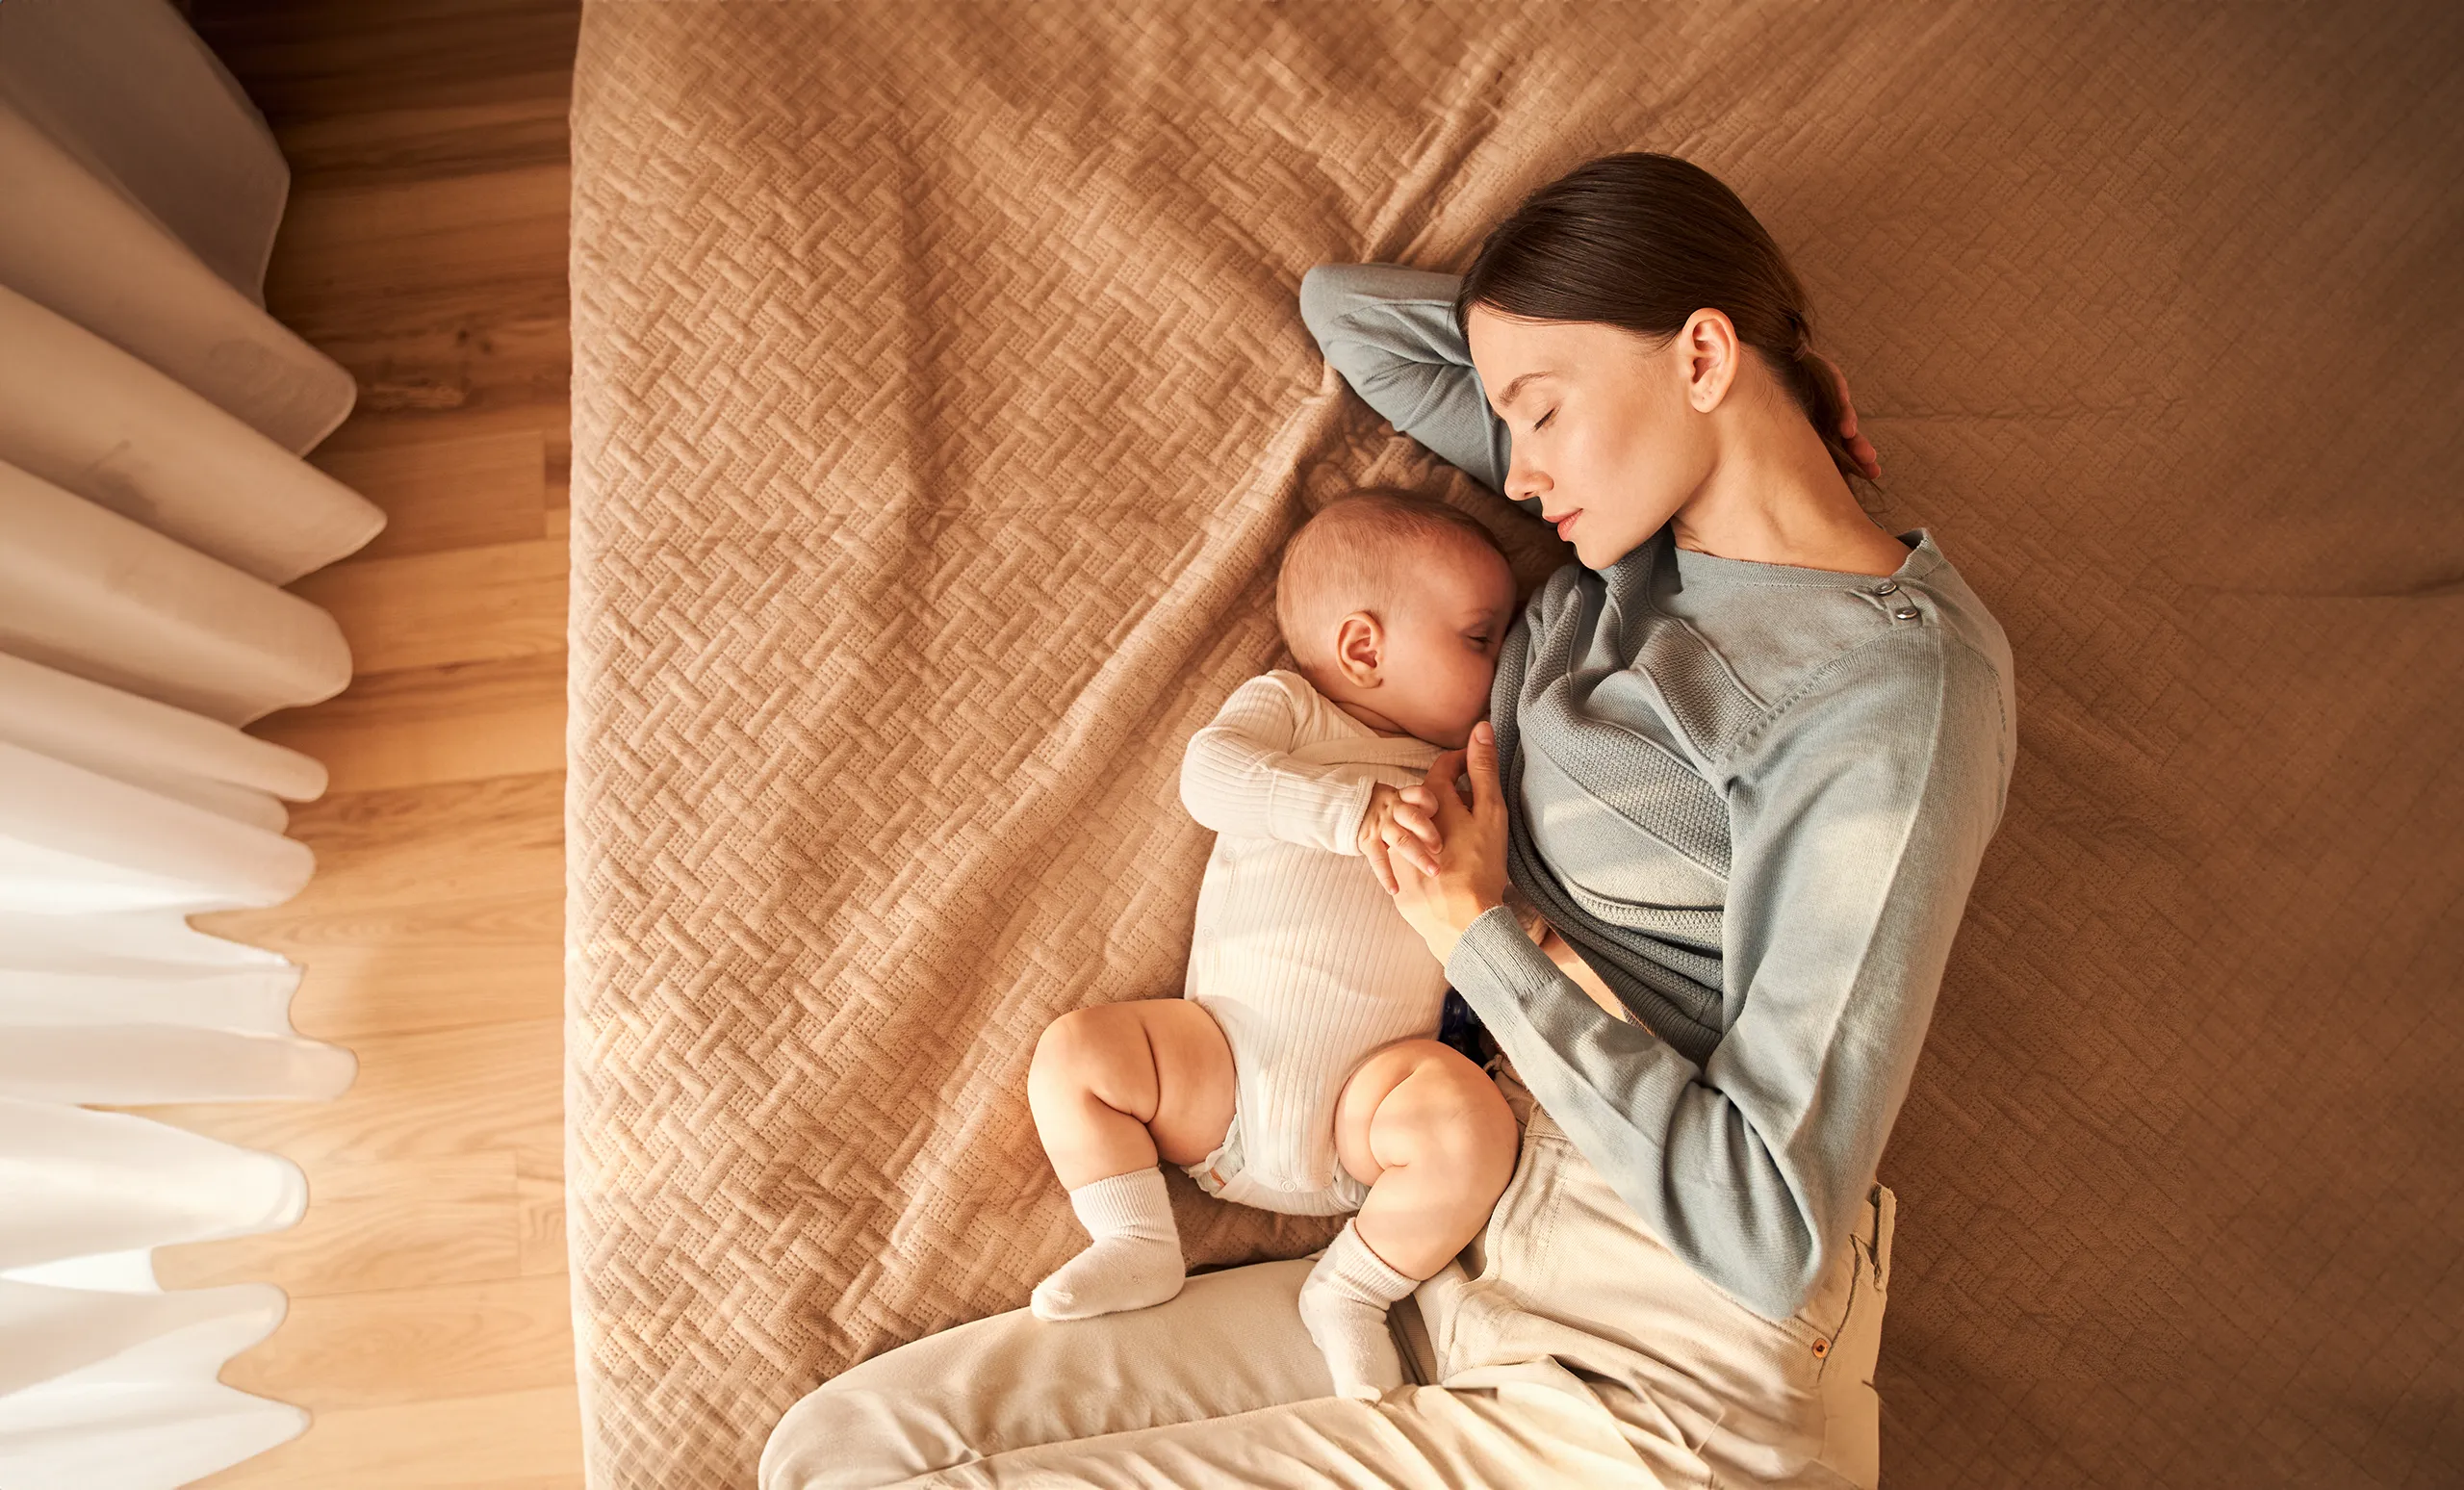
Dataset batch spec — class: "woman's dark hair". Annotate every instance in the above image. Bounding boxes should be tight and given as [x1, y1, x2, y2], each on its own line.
[1455, 152, 1862, 480]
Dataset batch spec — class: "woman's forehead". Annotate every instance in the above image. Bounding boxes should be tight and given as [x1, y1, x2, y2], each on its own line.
[1464, 304, 1561, 381]
[1466, 308, 1634, 402]
[1468, 305, 1646, 369]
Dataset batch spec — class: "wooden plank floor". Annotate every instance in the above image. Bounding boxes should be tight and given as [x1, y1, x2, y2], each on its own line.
[138, 4, 586, 1485]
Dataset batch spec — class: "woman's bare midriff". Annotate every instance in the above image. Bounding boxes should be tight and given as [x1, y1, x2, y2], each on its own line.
[1533, 921, 1642, 1030]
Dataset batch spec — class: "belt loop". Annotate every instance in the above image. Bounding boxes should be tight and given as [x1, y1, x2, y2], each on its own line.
[1868, 1183, 1897, 1295]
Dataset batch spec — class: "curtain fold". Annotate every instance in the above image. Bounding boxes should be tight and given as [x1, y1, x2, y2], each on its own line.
[0, 99, 349, 450]
[0, 464, 355, 725]
[0, 285, 381, 585]
[0, 1, 380, 1485]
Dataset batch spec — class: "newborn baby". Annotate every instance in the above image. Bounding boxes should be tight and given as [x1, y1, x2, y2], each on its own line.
[1025, 488, 1531, 1399]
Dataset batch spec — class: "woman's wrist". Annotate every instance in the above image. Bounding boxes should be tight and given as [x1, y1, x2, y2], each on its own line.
[1453, 892, 1505, 931]
[1427, 895, 1506, 964]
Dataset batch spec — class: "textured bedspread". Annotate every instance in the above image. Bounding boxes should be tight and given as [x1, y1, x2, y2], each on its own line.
[566, 4, 2464, 1486]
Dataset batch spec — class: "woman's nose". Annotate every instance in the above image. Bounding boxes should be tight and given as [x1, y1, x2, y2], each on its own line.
[1506, 454, 1549, 504]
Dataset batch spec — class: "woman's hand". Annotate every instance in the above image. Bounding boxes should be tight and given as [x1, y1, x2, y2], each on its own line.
[1358, 782, 1443, 894]
[1807, 349, 1882, 480]
[1387, 721, 1510, 965]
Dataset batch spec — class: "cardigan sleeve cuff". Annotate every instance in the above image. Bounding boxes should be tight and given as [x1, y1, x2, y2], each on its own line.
[1445, 901, 1563, 1000]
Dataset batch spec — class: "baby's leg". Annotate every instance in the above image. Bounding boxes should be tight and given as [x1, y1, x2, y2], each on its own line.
[1333, 1039, 1520, 1273]
[1024, 999, 1236, 1321]
[1298, 1039, 1519, 1398]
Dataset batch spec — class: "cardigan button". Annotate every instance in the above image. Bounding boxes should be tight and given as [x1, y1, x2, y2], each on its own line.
[1872, 578, 1900, 595]
[1893, 606, 1920, 621]
[1811, 1337, 1830, 1358]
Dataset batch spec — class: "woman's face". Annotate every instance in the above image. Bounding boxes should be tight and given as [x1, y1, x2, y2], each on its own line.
[1465, 307, 1712, 570]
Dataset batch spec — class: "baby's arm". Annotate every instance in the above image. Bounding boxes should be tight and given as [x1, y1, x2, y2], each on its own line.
[1180, 675, 1374, 854]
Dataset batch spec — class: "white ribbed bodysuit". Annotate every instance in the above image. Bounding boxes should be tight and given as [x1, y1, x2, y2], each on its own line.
[1175, 669, 1450, 1216]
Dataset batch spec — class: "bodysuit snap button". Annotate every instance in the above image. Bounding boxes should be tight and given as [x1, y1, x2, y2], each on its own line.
[1872, 579, 1899, 595]
[1894, 606, 1920, 621]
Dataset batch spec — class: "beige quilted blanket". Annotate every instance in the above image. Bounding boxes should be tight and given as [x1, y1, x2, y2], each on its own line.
[567, 4, 2464, 1486]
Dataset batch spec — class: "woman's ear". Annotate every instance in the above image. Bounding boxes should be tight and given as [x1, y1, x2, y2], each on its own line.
[1681, 308, 1740, 413]
[1333, 611, 1384, 685]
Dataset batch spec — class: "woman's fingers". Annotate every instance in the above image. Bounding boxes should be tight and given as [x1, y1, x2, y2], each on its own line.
[1363, 830, 1398, 894]
[1389, 799, 1443, 851]
[1388, 839, 1427, 891]
[1815, 350, 1883, 480]
[1423, 749, 1472, 820]
[1465, 722, 1505, 825]
[1381, 820, 1440, 877]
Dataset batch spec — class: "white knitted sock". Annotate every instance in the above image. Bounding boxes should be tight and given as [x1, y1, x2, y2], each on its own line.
[1030, 1168, 1186, 1322]
[1296, 1219, 1416, 1400]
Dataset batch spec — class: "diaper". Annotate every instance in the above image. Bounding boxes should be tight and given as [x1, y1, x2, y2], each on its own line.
[1184, 1105, 1370, 1217]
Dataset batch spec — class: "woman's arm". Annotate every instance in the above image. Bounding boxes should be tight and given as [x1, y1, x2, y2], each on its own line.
[1298, 264, 1522, 507]
[1497, 881, 1632, 1024]
[1180, 673, 1374, 854]
[1408, 633, 2012, 1320]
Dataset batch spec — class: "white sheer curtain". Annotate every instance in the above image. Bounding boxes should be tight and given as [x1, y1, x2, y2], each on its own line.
[0, 1, 383, 1484]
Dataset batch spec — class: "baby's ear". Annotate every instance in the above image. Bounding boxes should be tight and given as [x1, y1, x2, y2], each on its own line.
[1331, 610, 1385, 683]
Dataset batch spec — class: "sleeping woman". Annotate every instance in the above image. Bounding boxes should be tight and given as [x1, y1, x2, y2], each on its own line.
[763, 150, 2015, 1490]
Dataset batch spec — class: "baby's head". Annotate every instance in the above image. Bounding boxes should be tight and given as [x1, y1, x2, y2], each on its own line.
[1275, 489, 1517, 749]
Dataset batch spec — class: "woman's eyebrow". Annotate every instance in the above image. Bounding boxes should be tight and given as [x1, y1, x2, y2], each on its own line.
[1495, 370, 1551, 409]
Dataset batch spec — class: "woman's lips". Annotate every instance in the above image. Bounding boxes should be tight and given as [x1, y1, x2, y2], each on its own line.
[1554, 509, 1581, 541]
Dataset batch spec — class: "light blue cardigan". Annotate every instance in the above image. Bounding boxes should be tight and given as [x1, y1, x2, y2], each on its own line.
[1301, 264, 2017, 1320]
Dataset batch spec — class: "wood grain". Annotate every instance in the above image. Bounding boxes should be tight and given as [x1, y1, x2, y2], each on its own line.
[292, 538, 568, 675]
[145, 1017, 563, 1169]
[199, 1387, 584, 1488]
[157, 1153, 520, 1297]
[315, 426, 549, 562]
[218, 1272, 578, 1411]
[223, 772, 566, 917]
[251, 654, 566, 794]
[212, 891, 564, 1041]
[165, 1, 585, 1481]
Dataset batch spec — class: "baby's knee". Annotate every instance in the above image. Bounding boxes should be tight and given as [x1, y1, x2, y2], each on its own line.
[1415, 1051, 1520, 1174]
[1030, 1004, 1133, 1064]
[1029, 1006, 1123, 1091]
[1344, 1040, 1517, 1175]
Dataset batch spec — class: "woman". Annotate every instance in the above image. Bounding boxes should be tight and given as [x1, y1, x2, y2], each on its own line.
[763, 152, 2015, 1490]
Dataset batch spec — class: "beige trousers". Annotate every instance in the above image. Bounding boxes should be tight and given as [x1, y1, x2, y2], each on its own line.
[762, 1068, 1896, 1489]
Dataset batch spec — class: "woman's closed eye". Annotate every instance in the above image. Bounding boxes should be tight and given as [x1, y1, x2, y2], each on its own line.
[1533, 408, 1556, 431]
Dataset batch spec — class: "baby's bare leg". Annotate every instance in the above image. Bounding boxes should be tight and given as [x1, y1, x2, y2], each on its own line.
[1024, 999, 1236, 1322]
[1297, 1039, 1519, 1399]
[1028, 998, 1236, 1187]
[1331, 1039, 1520, 1276]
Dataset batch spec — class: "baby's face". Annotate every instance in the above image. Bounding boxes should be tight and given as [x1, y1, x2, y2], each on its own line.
[1369, 542, 1518, 749]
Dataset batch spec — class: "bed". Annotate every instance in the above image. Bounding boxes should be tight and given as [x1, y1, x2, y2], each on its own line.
[565, 4, 2464, 1486]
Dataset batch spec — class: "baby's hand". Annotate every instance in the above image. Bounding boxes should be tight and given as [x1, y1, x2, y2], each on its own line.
[1359, 782, 1443, 895]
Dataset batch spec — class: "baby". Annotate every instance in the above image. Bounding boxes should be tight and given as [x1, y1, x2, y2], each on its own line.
[1025, 488, 1534, 1399]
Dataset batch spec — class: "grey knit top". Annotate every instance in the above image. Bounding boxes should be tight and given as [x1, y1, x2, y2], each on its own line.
[1300, 264, 2016, 1319]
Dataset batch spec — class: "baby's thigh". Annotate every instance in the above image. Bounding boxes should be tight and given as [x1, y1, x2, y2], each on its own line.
[1119, 997, 1237, 1166]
